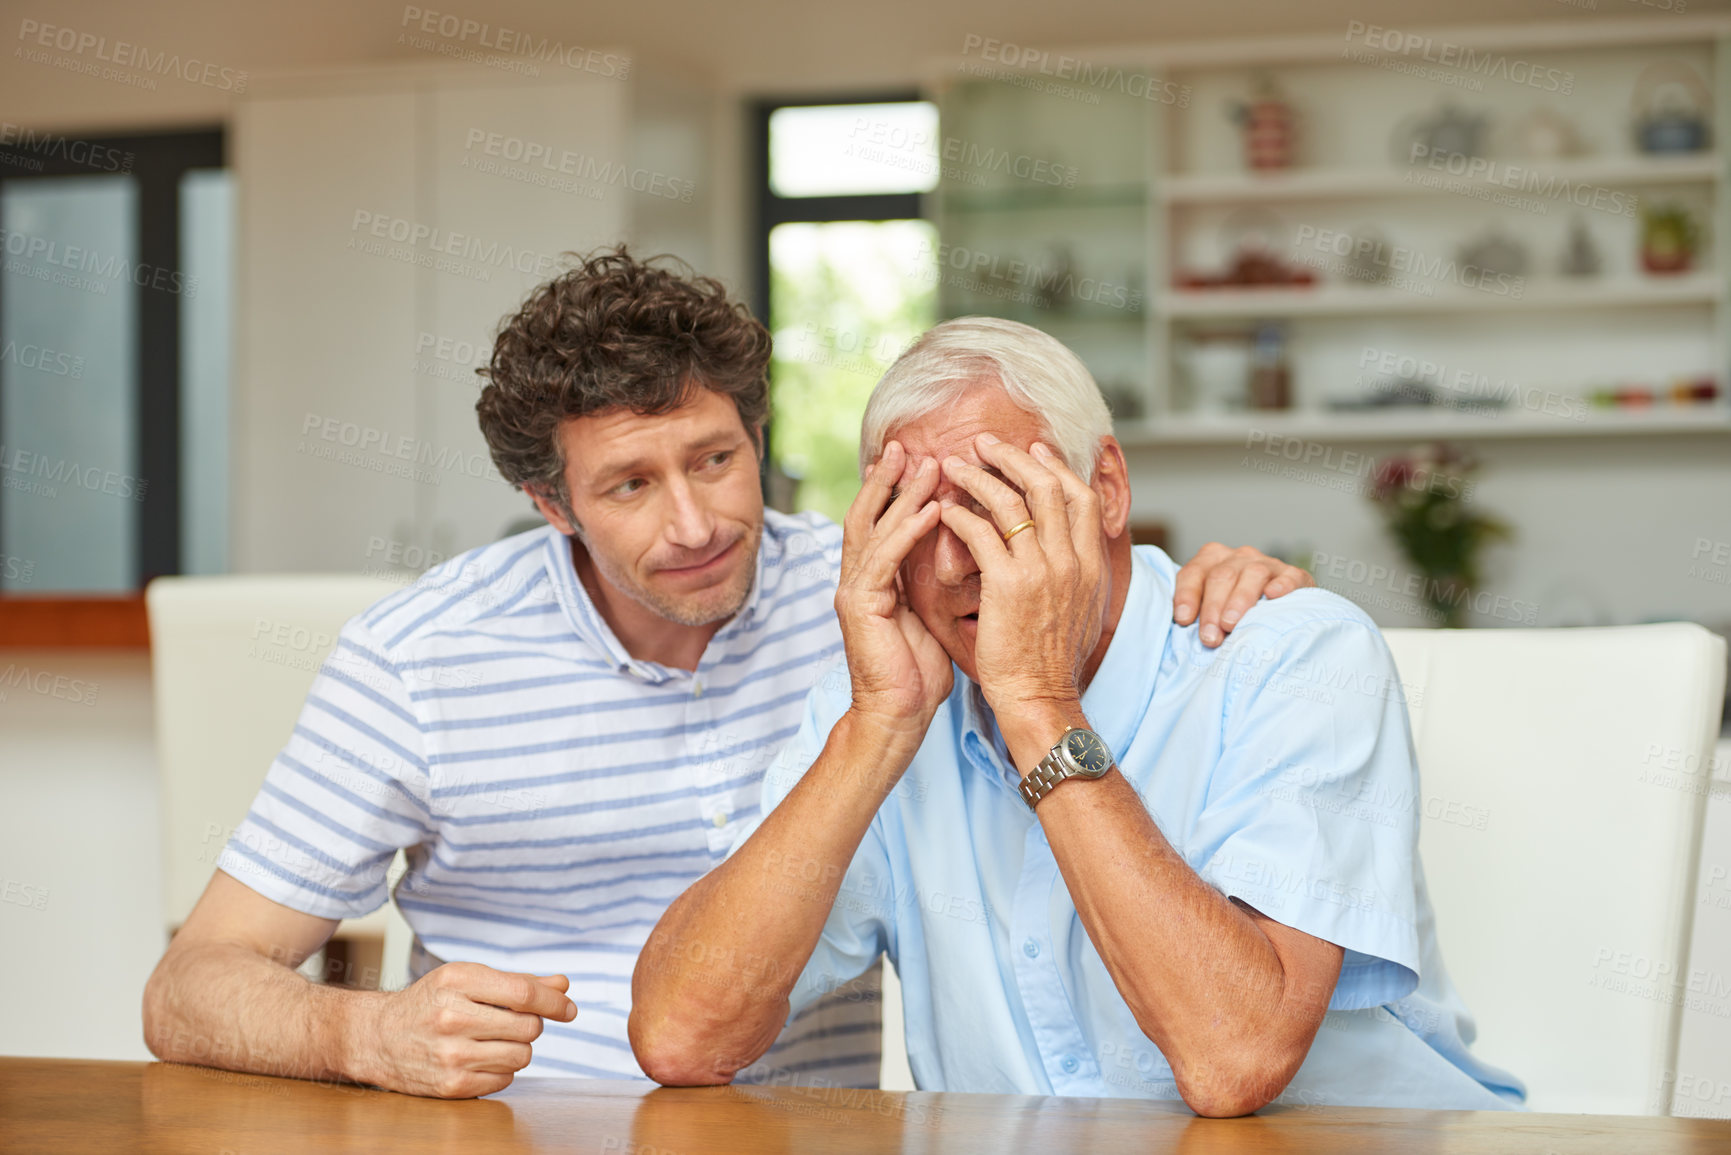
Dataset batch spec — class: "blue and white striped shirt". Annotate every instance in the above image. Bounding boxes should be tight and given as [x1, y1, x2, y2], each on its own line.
[218, 509, 881, 1084]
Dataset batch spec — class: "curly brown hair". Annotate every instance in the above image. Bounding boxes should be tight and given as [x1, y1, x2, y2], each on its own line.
[476, 246, 770, 516]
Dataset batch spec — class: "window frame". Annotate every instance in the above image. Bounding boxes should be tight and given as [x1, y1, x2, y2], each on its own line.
[0, 126, 224, 595]
[749, 92, 930, 496]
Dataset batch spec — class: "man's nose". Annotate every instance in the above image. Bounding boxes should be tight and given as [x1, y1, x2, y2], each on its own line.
[663, 478, 715, 549]
[932, 521, 979, 586]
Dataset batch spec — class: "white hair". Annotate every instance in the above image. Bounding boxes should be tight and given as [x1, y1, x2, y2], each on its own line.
[858, 316, 1113, 482]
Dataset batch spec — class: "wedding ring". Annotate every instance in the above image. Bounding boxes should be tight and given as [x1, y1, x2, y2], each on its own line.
[1001, 519, 1036, 544]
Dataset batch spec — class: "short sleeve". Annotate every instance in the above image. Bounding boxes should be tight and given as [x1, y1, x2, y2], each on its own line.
[1188, 613, 1424, 1010]
[216, 615, 436, 919]
[730, 660, 893, 1018]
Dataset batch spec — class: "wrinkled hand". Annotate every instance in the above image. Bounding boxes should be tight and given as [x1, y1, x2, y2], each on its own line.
[362, 962, 576, 1098]
[938, 434, 1107, 718]
[835, 440, 953, 737]
[1173, 543, 1314, 647]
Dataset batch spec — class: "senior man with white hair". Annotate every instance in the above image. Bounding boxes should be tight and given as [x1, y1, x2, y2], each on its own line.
[630, 316, 1526, 1116]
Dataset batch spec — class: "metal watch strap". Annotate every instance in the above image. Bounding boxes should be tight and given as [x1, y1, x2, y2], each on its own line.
[1019, 748, 1071, 810]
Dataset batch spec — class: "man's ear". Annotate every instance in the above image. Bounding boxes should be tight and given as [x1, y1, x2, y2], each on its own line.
[525, 484, 577, 536]
[1091, 437, 1132, 539]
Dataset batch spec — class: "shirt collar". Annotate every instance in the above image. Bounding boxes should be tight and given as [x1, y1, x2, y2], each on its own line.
[953, 546, 1170, 780]
[541, 526, 768, 683]
[1078, 546, 1170, 760]
[957, 680, 1011, 784]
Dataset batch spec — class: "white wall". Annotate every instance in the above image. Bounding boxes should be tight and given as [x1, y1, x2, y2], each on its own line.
[230, 63, 638, 572]
[0, 1, 1661, 133]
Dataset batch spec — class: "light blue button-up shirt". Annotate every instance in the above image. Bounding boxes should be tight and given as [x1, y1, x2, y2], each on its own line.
[742, 545, 1526, 1110]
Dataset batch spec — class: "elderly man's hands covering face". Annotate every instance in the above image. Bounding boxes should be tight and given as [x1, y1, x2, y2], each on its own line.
[837, 385, 1313, 746]
[936, 434, 1108, 718]
[834, 439, 956, 738]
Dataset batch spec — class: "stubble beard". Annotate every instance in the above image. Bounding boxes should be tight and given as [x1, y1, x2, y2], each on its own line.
[578, 519, 762, 628]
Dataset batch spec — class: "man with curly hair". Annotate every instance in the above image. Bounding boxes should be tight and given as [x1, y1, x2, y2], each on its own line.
[142, 247, 1311, 1098]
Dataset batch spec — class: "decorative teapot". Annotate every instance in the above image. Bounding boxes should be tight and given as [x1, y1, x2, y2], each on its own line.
[1633, 61, 1712, 154]
[1457, 230, 1529, 279]
[1397, 103, 1490, 163]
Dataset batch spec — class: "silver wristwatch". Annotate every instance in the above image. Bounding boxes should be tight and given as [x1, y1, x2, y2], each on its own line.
[1018, 726, 1114, 810]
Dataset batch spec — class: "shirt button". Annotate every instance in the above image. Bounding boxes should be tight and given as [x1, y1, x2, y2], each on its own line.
[693, 680, 704, 698]
[712, 811, 728, 828]
[1022, 938, 1040, 958]
[1060, 1055, 1079, 1075]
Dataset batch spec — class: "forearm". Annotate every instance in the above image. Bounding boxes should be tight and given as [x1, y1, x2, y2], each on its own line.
[631, 710, 917, 1084]
[1002, 708, 1311, 1112]
[143, 940, 381, 1085]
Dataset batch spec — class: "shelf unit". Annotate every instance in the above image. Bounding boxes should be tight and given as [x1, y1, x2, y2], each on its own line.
[928, 67, 1155, 421]
[1157, 153, 1722, 205]
[927, 15, 1731, 439]
[1116, 405, 1731, 448]
[1158, 273, 1722, 319]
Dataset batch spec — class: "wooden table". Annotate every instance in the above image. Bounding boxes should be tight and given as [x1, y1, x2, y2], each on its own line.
[4, 1058, 1730, 1153]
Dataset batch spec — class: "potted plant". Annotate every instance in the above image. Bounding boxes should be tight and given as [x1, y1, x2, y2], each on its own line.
[1369, 443, 1512, 628]
[1641, 205, 1698, 274]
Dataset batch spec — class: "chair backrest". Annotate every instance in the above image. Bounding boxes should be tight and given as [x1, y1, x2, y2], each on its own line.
[145, 575, 412, 977]
[1674, 731, 1731, 1119]
[1381, 623, 1726, 1115]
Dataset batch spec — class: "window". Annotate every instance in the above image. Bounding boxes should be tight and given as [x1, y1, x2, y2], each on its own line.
[753, 98, 938, 523]
[0, 129, 225, 593]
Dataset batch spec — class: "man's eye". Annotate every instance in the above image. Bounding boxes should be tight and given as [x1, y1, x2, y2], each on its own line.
[704, 451, 732, 468]
[613, 478, 645, 496]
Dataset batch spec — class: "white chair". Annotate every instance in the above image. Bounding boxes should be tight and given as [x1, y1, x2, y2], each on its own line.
[880, 964, 915, 1091]
[1674, 732, 1731, 1119]
[146, 575, 415, 990]
[1382, 623, 1726, 1115]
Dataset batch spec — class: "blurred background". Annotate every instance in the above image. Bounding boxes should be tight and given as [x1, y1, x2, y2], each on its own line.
[1, 0, 1728, 1116]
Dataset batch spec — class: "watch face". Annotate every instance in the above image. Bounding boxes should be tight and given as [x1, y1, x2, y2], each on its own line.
[1062, 729, 1112, 778]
